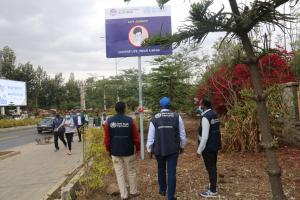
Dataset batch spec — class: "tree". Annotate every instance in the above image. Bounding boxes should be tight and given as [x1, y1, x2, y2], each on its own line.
[124, 0, 299, 199]
[64, 73, 80, 109]
[0, 46, 16, 79]
[145, 48, 197, 111]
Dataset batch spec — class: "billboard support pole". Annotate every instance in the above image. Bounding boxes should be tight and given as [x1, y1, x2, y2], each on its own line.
[1, 107, 5, 115]
[16, 106, 20, 115]
[138, 56, 144, 160]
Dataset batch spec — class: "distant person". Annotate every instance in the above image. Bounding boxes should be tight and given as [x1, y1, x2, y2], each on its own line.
[146, 97, 186, 200]
[104, 102, 140, 200]
[74, 111, 85, 142]
[102, 111, 107, 126]
[197, 99, 221, 198]
[84, 112, 89, 125]
[61, 113, 76, 155]
[93, 112, 101, 127]
[52, 114, 67, 152]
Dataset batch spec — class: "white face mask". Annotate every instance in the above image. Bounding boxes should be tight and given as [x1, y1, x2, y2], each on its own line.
[66, 115, 70, 119]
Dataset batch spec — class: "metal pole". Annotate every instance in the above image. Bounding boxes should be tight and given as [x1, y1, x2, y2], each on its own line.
[115, 58, 120, 102]
[103, 76, 106, 111]
[138, 56, 144, 160]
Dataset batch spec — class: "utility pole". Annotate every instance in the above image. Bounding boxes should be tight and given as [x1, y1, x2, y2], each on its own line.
[80, 81, 86, 110]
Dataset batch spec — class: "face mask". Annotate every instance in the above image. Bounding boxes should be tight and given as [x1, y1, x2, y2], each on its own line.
[198, 106, 203, 113]
[66, 115, 70, 119]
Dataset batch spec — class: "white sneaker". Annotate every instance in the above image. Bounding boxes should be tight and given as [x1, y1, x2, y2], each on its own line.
[199, 190, 218, 198]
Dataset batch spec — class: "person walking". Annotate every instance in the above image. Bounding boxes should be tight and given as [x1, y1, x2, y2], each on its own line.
[104, 102, 140, 200]
[197, 98, 221, 198]
[74, 111, 85, 142]
[60, 113, 76, 155]
[102, 111, 107, 126]
[52, 113, 67, 152]
[93, 112, 101, 128]
[146, 97, 186, 200]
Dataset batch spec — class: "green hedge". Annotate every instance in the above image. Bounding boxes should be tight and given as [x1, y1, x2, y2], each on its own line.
[0, 118, 41, 128]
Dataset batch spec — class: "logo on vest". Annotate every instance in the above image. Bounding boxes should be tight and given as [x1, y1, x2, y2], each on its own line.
[110, 122, 130, 128]
[210, 118, 220, 125]
[155, 112, 174, 118]
[155, 113, 162, 118]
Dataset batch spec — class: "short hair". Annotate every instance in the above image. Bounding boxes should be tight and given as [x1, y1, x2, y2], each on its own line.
[201, 98, 211, 109]
[115, 102, 126, 114]
[133, 27, 142, 34]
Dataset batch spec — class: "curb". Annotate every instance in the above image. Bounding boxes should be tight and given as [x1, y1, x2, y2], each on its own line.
[41, 163, 84, 200]
[0, 151, 20, 160]
[0, 125, 36, 133]
[61, 166, 85, 200]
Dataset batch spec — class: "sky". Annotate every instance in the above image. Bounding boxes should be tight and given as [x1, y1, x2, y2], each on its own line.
[0, 0, 269, 81]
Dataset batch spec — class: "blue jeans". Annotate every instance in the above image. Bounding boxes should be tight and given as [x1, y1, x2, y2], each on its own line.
[156, 153, 179, 200]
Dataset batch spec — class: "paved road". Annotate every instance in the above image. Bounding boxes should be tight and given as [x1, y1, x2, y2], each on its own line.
[0, 132, 83, 200]
[0, 127, 52, 151]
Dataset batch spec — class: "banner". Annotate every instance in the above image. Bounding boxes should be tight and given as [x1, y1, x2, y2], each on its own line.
[105, 6, 172, 58]
[0, 79, 27, 106]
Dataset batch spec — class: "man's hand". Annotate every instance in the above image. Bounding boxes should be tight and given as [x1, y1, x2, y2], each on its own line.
[179, 148, 184, 154]
[136, 150, 140, 156]
[196, 153, 201, 158]
[148, 152, 153, 159]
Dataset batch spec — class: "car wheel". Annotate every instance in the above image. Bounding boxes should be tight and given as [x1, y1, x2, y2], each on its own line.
[38, 130, 42, 134]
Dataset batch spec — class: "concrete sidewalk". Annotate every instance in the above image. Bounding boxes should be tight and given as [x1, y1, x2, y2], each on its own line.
[0, 135, 83, 200]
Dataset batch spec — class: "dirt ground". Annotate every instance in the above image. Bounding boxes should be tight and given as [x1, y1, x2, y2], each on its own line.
[78, 117, 300, 200]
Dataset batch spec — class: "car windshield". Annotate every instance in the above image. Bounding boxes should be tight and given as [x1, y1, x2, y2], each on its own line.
[41, 118, 53, 124]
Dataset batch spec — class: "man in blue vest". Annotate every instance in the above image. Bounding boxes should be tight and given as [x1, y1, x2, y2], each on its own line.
[147, 97, 186, 200]
[197, 98, 221, 198]
[104, 102, 140, 200]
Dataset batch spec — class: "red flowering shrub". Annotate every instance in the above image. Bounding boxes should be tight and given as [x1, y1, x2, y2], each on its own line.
[197, 51, 296, 114]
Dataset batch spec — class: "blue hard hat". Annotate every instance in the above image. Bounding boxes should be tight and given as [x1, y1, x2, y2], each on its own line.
[160, 97, 171, 108]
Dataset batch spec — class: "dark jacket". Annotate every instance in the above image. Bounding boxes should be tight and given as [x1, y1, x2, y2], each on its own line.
[73, 114, 85, 127]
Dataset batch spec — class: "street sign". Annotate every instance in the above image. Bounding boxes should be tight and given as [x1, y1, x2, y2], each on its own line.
[105, 6, 172, 58]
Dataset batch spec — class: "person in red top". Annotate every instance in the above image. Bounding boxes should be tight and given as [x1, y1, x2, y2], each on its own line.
[104, 102, 140, 200]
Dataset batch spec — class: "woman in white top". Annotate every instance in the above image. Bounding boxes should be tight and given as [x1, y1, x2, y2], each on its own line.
[62, 113, 76, 155]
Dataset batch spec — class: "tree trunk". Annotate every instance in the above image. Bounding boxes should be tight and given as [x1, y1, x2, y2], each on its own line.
[240, 34, 286, 200]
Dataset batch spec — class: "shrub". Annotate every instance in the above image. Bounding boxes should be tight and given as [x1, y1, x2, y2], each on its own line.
[0, 118, 40, 128]
[222, 85, 287, 152]
[79, 128, 112, 194]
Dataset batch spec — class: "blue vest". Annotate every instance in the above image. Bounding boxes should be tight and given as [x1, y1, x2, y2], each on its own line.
[151, 111, 180, 156]
[199, 110, 222, 152]
[107, 114, 134, 156]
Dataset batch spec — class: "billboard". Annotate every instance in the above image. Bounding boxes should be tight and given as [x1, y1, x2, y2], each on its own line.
[0, 79, 27, 106]
[105, 6, 172, 58]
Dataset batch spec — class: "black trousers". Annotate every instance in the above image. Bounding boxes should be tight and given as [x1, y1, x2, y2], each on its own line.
[65, 133, 74, 151]
[202, 151, 218, 193]
[54, 130, 67, 150]
[76, 125, 82, 141]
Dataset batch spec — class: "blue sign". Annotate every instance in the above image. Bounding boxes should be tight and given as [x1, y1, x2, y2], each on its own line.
[105, 6, 172, 58]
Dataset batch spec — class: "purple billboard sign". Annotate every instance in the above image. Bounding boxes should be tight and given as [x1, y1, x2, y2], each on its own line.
[105, 6, 172, 58]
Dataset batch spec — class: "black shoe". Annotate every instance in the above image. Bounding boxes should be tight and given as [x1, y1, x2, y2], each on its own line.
[159, 191, 166, 196]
